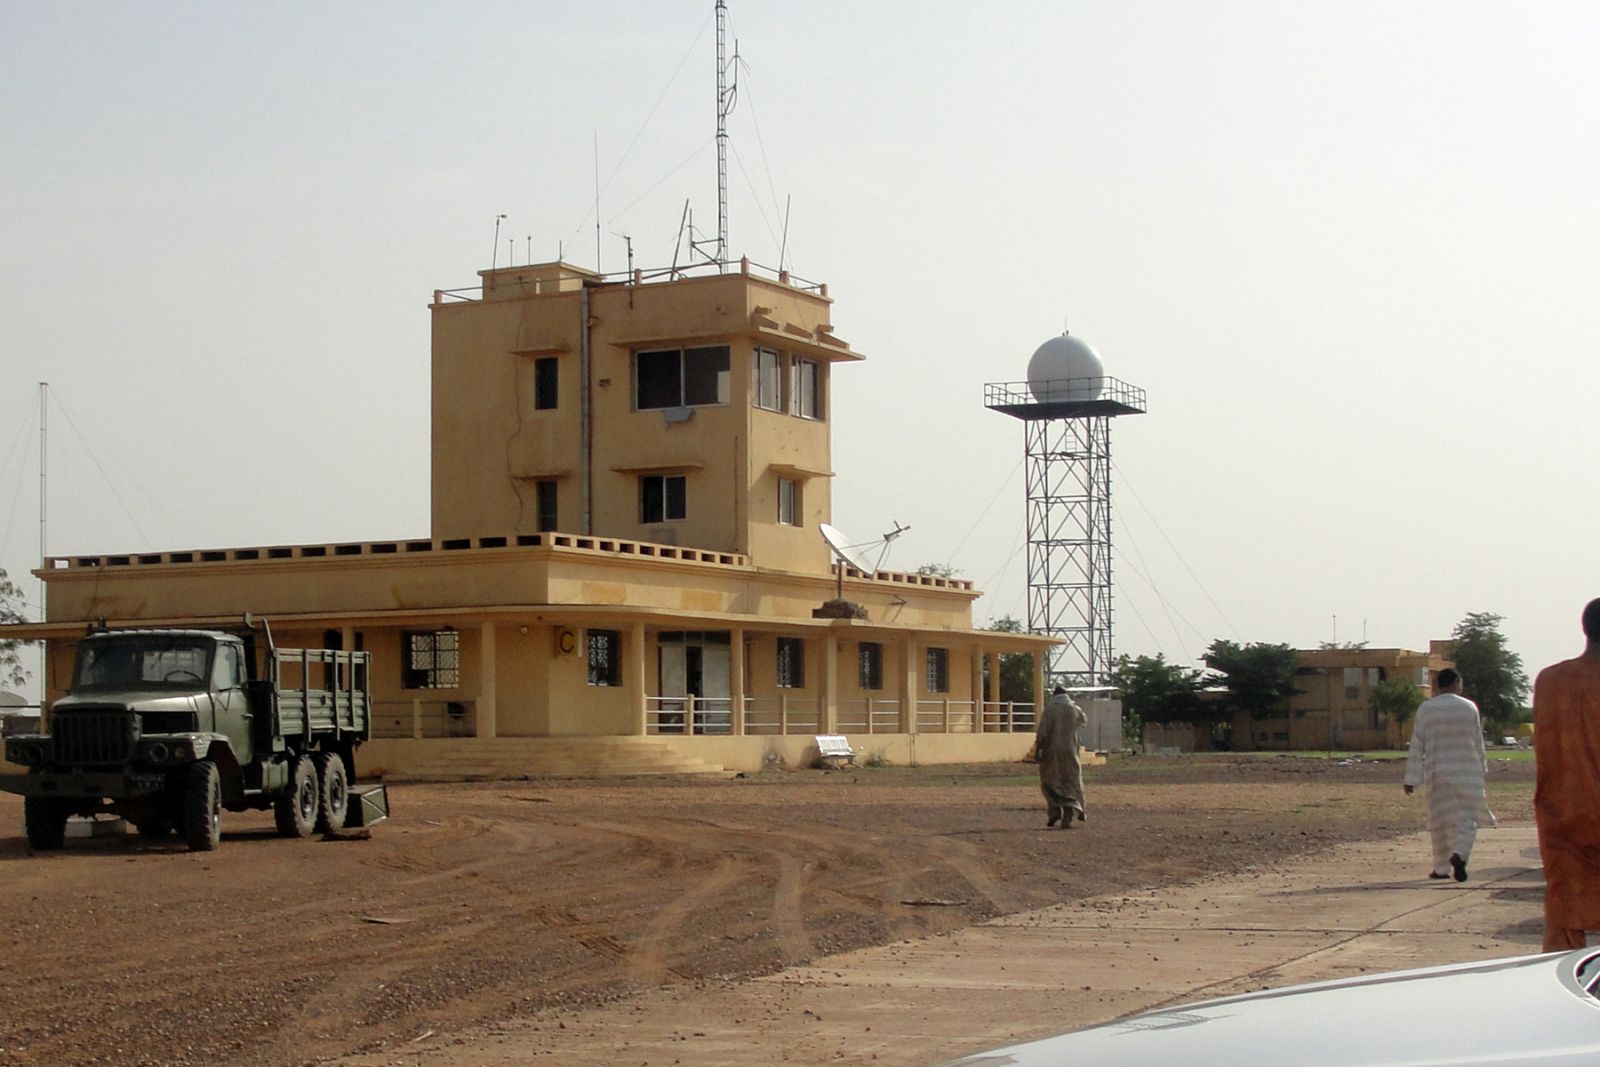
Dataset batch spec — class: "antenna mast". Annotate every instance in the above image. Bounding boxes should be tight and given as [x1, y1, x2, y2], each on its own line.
[715, 0, 735, 272]
[38, 382, 47, 690]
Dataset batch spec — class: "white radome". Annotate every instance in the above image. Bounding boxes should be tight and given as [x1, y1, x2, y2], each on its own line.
[1026, 334, 1104, 402]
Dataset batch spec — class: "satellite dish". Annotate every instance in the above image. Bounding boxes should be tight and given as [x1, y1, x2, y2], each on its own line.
[820, 524, 875, 574]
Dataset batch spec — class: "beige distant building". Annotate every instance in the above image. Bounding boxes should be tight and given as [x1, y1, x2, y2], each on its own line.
[3, 258, 1056, 776]
[1240, 644, 1452, 751]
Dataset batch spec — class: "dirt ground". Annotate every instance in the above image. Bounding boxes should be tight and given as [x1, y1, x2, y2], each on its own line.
[0, 754, 1536, 1067]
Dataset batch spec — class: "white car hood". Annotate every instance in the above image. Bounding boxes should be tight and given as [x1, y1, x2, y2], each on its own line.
[933, 949, 1600, 1067]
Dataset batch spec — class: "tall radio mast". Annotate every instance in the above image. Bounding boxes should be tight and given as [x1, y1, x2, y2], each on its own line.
[714, 0, 736, 271]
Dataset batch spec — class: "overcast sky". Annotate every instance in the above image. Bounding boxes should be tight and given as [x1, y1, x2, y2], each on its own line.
[4, 1, 1597, 702]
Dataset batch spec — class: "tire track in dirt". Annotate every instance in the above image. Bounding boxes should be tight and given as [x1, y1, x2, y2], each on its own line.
[627, 855, 744, 986]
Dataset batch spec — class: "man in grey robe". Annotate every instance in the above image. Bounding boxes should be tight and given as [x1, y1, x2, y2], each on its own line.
[1035, 685, 1087, 828]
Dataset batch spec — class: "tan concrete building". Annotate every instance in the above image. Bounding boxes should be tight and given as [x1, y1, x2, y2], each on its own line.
[4, 258, 1056, 776]
[1240, 644, 1452, 751]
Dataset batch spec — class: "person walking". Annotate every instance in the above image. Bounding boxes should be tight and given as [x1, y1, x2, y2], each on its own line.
[1403, 668, 1494, 882]
[1533, 598, 1600, 951]
[1035, 685, 1087, 828]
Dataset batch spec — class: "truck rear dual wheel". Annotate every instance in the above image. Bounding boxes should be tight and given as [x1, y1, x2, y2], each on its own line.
[273, 756, 319, 838]
[314, 752, 349, 833]
[183, 761, 222, 852]
[24, 796, 68, 851]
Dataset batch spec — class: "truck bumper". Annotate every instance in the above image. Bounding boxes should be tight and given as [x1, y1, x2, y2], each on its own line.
[0, 770, 167, 800]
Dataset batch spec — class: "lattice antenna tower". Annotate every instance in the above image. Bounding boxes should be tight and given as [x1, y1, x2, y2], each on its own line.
[984, 335, 1147, 687]
[714, 0, 738, 272]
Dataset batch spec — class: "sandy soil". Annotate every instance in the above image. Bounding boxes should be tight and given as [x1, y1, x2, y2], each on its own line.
[0, 754, 1535, 1067]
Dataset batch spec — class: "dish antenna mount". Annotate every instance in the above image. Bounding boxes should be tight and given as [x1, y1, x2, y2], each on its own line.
[814, 521, 912, 620]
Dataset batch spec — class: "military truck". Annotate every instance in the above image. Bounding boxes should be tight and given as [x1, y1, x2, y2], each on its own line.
[1, 619, 387, 851]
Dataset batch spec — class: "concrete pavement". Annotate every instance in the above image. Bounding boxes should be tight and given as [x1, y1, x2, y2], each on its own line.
[350, 823, 1547, 1066]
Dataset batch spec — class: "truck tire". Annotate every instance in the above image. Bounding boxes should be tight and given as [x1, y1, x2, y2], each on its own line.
[273, 755, 318, 838]
[314, 752, 349, 833]
[183, 761, 222, 852]
[24, 796, 68, 851]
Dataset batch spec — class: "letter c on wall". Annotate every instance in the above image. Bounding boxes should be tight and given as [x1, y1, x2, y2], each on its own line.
[557, 628, 577, 655]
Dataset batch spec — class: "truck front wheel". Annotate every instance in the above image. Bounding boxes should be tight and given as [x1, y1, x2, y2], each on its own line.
[273, 756, 318, 838]
[24, 796, 68, 851]
[183, 761, 222, 851]
[314, 752, 349, 833]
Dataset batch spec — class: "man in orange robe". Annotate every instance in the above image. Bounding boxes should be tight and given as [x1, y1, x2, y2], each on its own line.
[1533, 597, 1600, 951]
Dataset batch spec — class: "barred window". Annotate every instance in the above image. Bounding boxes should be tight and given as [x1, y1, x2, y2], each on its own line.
[776, 637, 805, 689]
[403, 630, 459, 689]
[858, 642, 883, 691]
[587, 629, 621, 687]
[925, 647, 949, 693]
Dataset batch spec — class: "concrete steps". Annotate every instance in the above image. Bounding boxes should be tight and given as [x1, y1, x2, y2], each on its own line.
[360, 736, 729, 781]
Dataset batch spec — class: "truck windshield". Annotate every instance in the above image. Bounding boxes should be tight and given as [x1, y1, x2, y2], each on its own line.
[74, 637, 214, 691]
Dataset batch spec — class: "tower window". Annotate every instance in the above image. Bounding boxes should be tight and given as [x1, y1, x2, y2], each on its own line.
[777, 478, 799, 525]
[533, 357, 559, 410]
[641, 475, 687, 523]
[536, 479, 558, 532]
[790, 358, 820, 419]
[635, 345, 730, 409]
[754, 347, 783, 411]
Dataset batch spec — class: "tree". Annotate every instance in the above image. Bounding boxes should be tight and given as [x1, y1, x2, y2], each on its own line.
[982, 616, 1034, 704]
[1109, 653, 1209, 726]
[1202, 640, 1299, 719]
[1369, 677, 1423, 729]
[1447, 612, 1529, 737]
[0, 568, 32, 690]
[915, 562, 960, 579]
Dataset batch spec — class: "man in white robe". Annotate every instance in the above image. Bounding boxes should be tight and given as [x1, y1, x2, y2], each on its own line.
[1404, 668, 1495, 881]
[1035, 686, 1087, 828]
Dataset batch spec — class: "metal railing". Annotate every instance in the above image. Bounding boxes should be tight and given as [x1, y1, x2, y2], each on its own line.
[980, 701, 1037, 732]
[834, 699, 903, 734]
[371, 699, 476, 740]
[645, 695, 734, 736]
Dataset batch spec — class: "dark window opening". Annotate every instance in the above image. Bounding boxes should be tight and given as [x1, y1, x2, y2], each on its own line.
[858, 642, 883, 691]
[635, 345, 730, 409]
[536, 479, 558, 532]
[777, 637, 805, 689]
[641, 474, 687, 523]
[534, 357, 559, 411]
[926, 647, 950, 693]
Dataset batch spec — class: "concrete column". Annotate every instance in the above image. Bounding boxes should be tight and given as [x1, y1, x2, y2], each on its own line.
[1032, 651, 1045, 726]
[822, 631, 838, 733]
[730, 626, 746, 736]
[629, 622, 648, 735]
[969, 647, 984, 733]
[478, 622, 497, 739]
[986, 650, 1001, 732]
[902, 637, 919, 734]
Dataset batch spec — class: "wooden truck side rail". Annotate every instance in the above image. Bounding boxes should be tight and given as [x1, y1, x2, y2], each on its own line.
[266, 648, 373, 740]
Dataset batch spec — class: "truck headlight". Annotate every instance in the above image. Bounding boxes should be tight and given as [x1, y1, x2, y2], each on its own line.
[6, 742, 40, 766]
[145, 742, 169, 763]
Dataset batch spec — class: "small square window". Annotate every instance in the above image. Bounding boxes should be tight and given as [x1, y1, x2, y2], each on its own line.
[587, 629, 621, 687]
[534, 357, 559, 411]
[858, 642, 883, 691]
[403, 630, 459, 689]
[925, 647, 949, 693]
[777, 637, 805, 688]
[777, 477, 799, 526]
[641, 475, 687, 523]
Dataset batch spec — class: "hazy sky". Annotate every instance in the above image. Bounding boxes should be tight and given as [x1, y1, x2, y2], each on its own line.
[4, 1, 1597, 703]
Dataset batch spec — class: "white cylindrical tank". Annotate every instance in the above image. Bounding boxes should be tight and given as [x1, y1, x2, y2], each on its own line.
[1026, 334, 1104, 402]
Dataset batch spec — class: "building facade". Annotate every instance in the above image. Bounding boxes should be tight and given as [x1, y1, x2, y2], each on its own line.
[5, 259, 1058, 776]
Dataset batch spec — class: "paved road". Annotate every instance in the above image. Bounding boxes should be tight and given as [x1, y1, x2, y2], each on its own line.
[349, 824, 1547, 1066]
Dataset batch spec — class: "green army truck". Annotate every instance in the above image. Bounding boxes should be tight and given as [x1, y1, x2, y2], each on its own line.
[1, 620, 387, 852]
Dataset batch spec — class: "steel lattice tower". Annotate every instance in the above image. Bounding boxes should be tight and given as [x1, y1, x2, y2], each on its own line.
[986, 362, 1146, 687]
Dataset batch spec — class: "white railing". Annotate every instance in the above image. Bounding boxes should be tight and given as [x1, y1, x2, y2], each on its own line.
[834, 698, 903, 734]
[913, 699, 980, 733]
[741, 695, 822, 735]
[371, 699, 476, 739]
[645, 695, 733, 736]
[980, 701, 1036, 733]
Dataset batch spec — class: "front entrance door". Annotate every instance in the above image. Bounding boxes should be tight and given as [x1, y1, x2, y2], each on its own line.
[657, 632, 731, 734]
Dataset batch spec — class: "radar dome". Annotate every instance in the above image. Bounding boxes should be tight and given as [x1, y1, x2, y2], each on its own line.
[1027, 334, 1104, 402]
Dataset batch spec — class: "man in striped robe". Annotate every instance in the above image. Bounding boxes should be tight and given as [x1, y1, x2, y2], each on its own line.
[1404, 668, 1495, 882]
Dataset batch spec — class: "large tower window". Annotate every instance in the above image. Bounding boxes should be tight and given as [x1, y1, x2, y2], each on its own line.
[636, 345, 730, 409]
[641, 475, 687, 523]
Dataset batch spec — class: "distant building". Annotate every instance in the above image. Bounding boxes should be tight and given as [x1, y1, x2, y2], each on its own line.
[1, 259, 1057, 776]
[1241, 644, 1453, 751]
